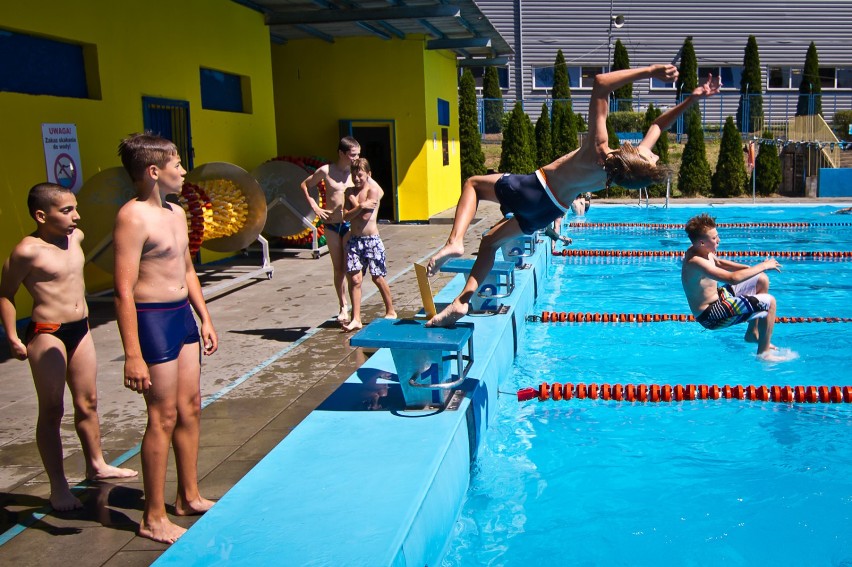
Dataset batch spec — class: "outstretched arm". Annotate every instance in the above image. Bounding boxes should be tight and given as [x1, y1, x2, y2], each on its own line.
[639, 74, 722, 150]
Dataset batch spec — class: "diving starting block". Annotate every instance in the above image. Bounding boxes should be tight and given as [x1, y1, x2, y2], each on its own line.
[500, 233, 537, 268]
[439, 258, 514, 313]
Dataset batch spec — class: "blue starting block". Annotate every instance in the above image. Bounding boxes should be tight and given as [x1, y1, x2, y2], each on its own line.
[440, 258, 515, 312]
[349, 319, 474, 409]
[500, 233, 537, 267]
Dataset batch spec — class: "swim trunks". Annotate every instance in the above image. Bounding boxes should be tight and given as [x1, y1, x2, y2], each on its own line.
[136, 299, 200, 364]
[494, 170, 568, 234]
[325, 222, 350, 237]
[25, 318, 89, 353]
[695, 275, 772, 330]
[346, 234, 387, 277]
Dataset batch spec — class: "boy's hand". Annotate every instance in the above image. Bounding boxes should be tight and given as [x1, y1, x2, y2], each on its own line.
[312, 206, 331, 221]
[201, 322, 218, 356]
[8, 338, 27, 360]
[693, 74, 722, 98]
[651, 64, 678, 82]
[124, 357, 151, 394]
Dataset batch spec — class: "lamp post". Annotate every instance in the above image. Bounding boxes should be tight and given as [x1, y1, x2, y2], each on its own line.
[607, 0, 625, 73]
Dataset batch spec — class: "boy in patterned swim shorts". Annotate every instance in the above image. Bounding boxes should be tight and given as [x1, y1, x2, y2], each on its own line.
[341, 158, 396, 332]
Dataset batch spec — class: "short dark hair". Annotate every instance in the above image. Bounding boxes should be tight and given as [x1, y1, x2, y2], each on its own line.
[350, 157, 371, 174]
[684, 212, 717, 243]
[27, 182, 71, 219]
[117, 132, 179, 182]
[604, 142, 670, 190]
[338, 136, 360, 153]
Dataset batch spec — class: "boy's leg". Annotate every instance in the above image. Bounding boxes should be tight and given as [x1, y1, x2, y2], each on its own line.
[27, 335, 80, 511]
[139, 359, 185, 543]
[427, 174, 502, 276]
[65, 333, 137, 481]
[171, 341, 214, 517]
[756, 296, 777, 356]
[371, 275, 396, 318]
[428, 217, 525, 327]
[742, 274, 770, 344]
[325, 230, 349, 322]
[343, 271, 364, 331]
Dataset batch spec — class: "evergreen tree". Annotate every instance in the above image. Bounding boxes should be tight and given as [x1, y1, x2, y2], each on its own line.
[677, 110, 712, 197]
[643, 103, 669, 197]
[459, 69, 486, 181]
[796, 42, 823, 116]
[524, 112, 537, 171]
[550, 50, 576, 157]
[551, 49, 571, 102]
[754, 131, 782, 196]
[612, 40, 632, 111]
[737, 35, 764, 133]
[711, 116, 748, 197]
[499, 102, 534, 173]
[675, 37, 699, 123]
[482, 66, 504, 134]
[606, 116, 619, 149]
[535, 103, 552, 167]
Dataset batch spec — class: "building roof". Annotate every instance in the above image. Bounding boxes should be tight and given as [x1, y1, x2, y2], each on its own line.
[232, 0, 514, 65]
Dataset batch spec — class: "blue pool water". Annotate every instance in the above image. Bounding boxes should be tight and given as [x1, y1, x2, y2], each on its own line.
[443, 205, 852, 566]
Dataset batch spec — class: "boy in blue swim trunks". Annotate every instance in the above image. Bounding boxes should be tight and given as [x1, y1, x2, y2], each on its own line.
[1, 183, 137, 512]
[341, 158, 396, 332]
[427, 65, 721, 327]
[114, 133, 218, 543]
[681, 212, 783, 359]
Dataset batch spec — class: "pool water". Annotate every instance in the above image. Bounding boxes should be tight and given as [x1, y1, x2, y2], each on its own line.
[443, 205, 852, 566]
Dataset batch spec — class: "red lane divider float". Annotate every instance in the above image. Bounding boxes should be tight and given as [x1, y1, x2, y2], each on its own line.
[529, 312, 852, 324]
[518, 382, 852, 404]
[566, 222, 852, 230]
[553, 249, 852, 259]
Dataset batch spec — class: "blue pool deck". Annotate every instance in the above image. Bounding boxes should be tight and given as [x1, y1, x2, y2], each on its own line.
[155, 237, 548, 566]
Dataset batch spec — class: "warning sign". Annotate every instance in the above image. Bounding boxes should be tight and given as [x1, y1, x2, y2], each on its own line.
[42, 123, 83, 193]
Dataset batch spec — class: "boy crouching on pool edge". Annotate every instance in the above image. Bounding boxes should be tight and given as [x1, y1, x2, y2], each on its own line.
[681, 212, 785, 360]
[341, 158, 396, 332]
[0, 183, 137, 512]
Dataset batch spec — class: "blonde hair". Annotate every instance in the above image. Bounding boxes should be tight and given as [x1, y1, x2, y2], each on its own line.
[604, 142, 670, 190]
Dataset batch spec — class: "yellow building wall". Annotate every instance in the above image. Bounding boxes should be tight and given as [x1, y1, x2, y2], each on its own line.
[0, 0, 277, 318]
[271, 37, 461, 221]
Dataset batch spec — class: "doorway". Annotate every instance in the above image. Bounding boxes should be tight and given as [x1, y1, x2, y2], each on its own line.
[142, 96, 194, 170]
[340, 120, 397, 222]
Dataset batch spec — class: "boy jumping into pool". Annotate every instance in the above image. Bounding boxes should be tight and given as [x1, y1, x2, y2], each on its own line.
[341, 158, 396, 332]
[426, 64, 721, 327]
[0, 183, 137, 512]
[681, 212, 782, 359]
[114, 133, 218, 543]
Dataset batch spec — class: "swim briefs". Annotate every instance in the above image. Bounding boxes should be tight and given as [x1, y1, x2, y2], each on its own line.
[494, 171, 568, 234]
[325, 222, 350, 237]
[346, 234, 387, 277]
[695, 275, 772, 330]
[25, 318, 89, 353]
[136, 299, 200, 364]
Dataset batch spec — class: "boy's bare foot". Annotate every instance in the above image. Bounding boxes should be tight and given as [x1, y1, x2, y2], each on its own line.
[384, 311, 398, 319]
[87, 464, 138, 481]
[427, 243, 464, 276]
[342, 319, 363, 332]
[337, 306, 351, 324]
[425, 300, 468, 327]
[50, 489, 83, 512]
[174, 495, 215, 516]
[138, 516, 187, 544]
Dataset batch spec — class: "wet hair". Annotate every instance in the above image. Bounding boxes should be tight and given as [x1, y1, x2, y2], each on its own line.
[27, 182, 71, 219]
[350, 157, 372, 174]
[604, 142, 671, 190]
[117, 132, 179, 182]
[338, 136, 360, 153]
[684, 213, 717, 243]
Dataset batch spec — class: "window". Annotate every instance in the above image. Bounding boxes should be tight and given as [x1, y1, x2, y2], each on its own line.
[697, 66, 742, 90]
[766, 66, 850, 90]
[200, 68, 251, 113]
[0, 28, 99, 99]
[533, 65, 603, 91]
[437, 98, 450, 126]
[461, 66, 509, 90]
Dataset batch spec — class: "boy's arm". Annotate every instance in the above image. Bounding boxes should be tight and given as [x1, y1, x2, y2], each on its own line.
[639, 74, 722, 150]
[184, 248, 217, 356]
[691, 254, 780, 285]
[113, 210, 150, 392]
[343, 186, 378, 222]
[300, 167, 330, 220]
[588, 65, 679, 150]
[0, 249, 32, 360]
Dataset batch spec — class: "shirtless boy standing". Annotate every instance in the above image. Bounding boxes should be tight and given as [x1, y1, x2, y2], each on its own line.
[300, 136, 361, 323]
[0, 183, 136, 512]
[681, 212, 782, 359]
[427, 65, 721, 327]
[341, 158, 396, 332]
[114, 133, 218, 543]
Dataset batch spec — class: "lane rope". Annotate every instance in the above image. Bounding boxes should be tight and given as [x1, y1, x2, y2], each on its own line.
[552, 249, 852, 259]
[567, 222, 852, 230]
[518, 382, 852, 404]
[528, 312, 852, 324]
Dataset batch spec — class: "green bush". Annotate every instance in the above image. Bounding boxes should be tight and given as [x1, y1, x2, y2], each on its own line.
[459, 69, 485, 181]
[678, 110, 712, 197]
[483, 66, 504, 134]
[711, 116, 747, 197]
[609, 111, 645, 133]
[499, 102, 535, 173]
[535, 103, 553, 167]
[754, 131, 782, 196]
[833, 110, 852, 141]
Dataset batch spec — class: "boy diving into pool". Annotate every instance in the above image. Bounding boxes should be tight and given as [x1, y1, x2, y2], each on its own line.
[681, 212, 784, 360]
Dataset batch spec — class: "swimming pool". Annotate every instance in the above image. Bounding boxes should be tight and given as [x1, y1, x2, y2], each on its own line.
[443, 205, 852, 566]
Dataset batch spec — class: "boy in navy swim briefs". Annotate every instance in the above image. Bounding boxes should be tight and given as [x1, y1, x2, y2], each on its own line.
[114, 133, 218, 544]
[1, 182, 137, 512]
